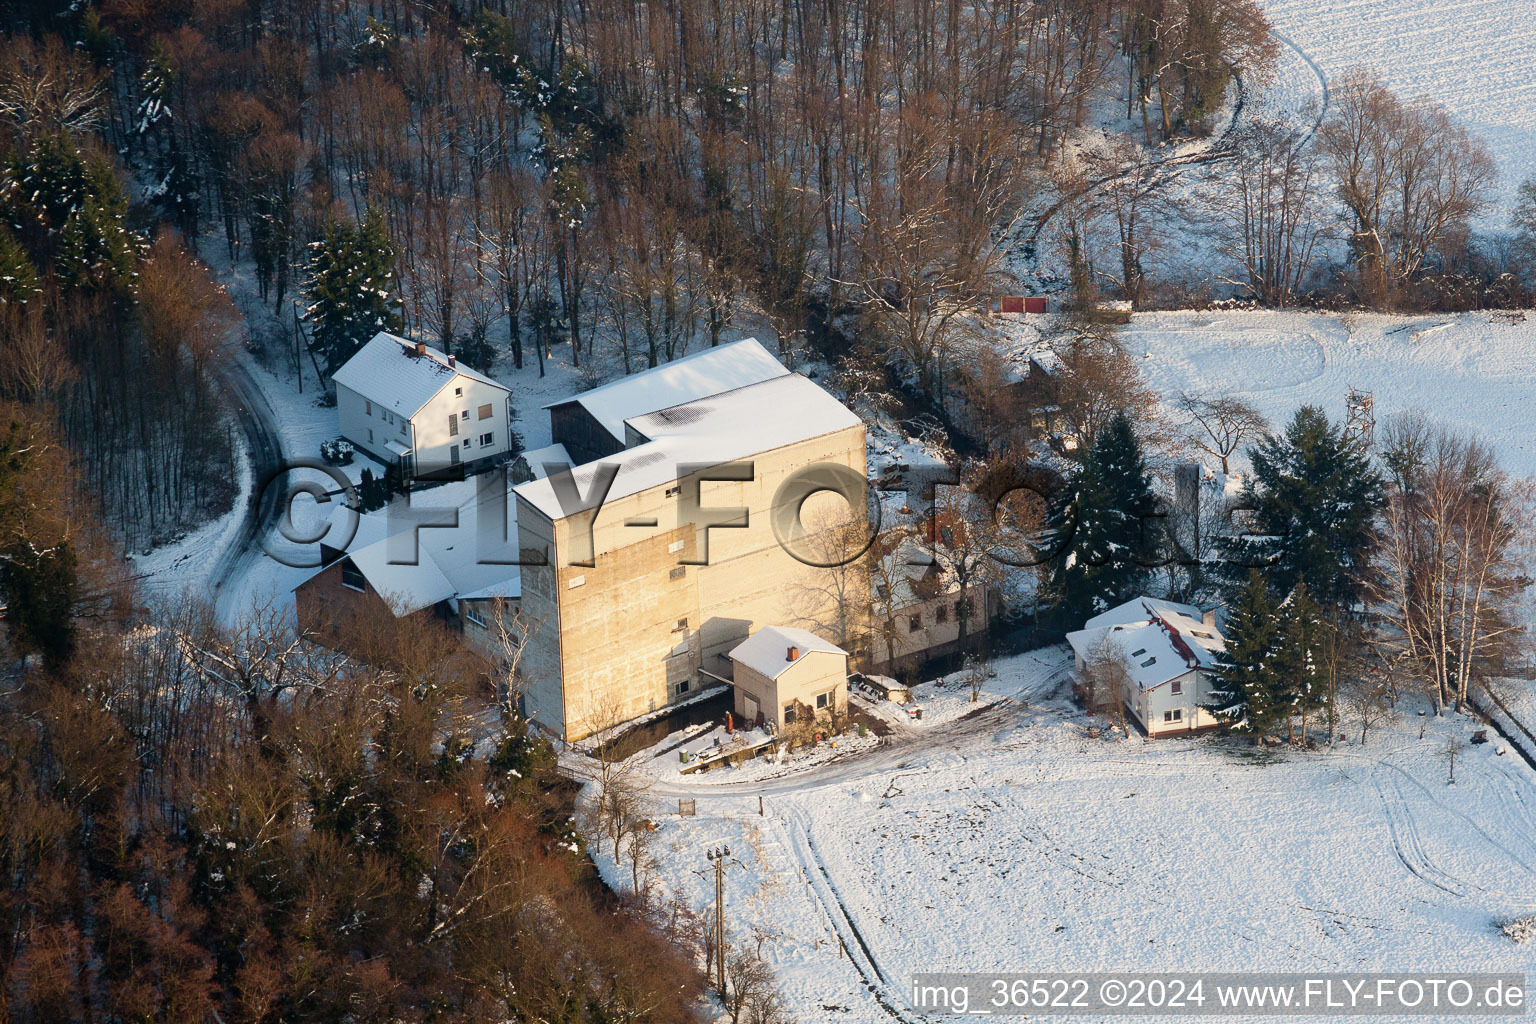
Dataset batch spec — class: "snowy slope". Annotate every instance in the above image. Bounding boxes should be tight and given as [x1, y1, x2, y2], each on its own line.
[1258, 0, 1536, 226]
[1100, 309, 1536, 478]
[595, 649, 1536, 1024]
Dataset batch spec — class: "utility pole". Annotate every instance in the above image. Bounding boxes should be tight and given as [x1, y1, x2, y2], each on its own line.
[706, 845, 731, 999]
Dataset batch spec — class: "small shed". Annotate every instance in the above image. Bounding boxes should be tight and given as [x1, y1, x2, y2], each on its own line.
[729, 626, 848, 730]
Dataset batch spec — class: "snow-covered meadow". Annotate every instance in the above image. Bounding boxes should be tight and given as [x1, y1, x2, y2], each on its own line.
[594, 648, 1536, 1024]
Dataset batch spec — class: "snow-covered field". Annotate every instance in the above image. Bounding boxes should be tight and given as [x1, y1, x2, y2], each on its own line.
[595, 648, 1536, 1023]
[1259, 0, 1536, 226]
[1002, 308, 1536, 479]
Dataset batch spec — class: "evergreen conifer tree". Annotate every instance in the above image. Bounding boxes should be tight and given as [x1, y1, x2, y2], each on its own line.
[304, 207, 402, 373]
[1204, 570, 1284, 743]
[1221, 405, 1384, 611]
[1272, 582, 1325, 743]
[1, 541, 78, 671]
[1050, 410, 1159, 619]
[0, 226, 38, 303]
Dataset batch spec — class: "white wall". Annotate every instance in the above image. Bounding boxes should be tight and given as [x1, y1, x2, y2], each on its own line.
[1133, 670, 1223, 736]
[337, 383, 413, 463]
[413, 377, 510, 475]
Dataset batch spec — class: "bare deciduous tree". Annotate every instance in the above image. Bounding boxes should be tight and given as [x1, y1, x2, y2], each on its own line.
[1176, 392, 1266, 474]
[1371, 413, 1534, 712]
[1319, 68, 1496, 301]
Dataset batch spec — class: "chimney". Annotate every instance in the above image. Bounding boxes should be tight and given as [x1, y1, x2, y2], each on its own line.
[1203, 606, 1217, 627]
[447, 354, 457, 368]
[1173, 463, 1201, 561]
[413, 342, 426, 357]
[786, 646, 799, 662]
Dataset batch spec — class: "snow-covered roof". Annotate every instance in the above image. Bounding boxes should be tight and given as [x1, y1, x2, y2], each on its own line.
[730, 626, 847, 680]
[515, 373, 862, 519]
[1067, 596, 1225, 692]
[331, 332, 508, 417]
[1084, 596, 1207, 632]
[543, 338, 789, 446]
[298, 478, 522, 615]
[345, 536, 457, 616]
[514, 442, 574, 479]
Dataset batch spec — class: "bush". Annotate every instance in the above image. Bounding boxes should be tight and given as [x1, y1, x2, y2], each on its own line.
[454, 322, 498, 374]
[320, 437, 354, 465]
[1499, 915, 1536, 944]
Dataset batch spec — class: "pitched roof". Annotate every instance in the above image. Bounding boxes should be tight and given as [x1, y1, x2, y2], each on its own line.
[729, 626, 847, 680]
[1067, 596, 1225, 692]
[300, 478, 521, 615]
[543, 338, 789, 446]
[514, 372, 862, 519]
[331, 332, 508, 417]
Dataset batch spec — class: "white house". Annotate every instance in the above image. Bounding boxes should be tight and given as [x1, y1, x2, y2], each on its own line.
[1066, 597, 1225, 737]
[332, 332, 514, 478]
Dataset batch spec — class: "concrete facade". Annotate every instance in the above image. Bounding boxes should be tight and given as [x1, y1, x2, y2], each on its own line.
[517, 420, 868, 742]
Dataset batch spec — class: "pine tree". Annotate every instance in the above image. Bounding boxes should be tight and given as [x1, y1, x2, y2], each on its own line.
[1272, 582, 1325, 743]
[1, 541, 78, 671]
[1221, 405, 1384, 611]
[304, 207, 402, 374]
[1050, 410, 1159, 619]
[1204, 570, 1284, 743]
[3, 132, 138, 290]
[0, 226, 39, 303]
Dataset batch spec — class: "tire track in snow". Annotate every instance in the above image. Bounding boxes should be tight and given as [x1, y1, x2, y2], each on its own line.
[1372, 767, 1474, 897]
[1267, 26, 1331, 148]
[781, 804, 934, 1024]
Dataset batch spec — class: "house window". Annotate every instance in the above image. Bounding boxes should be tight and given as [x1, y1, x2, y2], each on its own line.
[673, 617, 688, 632]
[463, 604, 487, 628]
[454, 387, 463, 396]
[1170, 679, 1182, 695]
[478, 403, 493, 419]
[479, 432, 494, 446]
[669, 566, 686, 581]
[399, 419, 406, 434]
[567, 574, 585, 589]
[665, 484, 681, 498]
[462, 439, 470, 448]
[365, 400, 372, 415]
[816, 691, 830, 709]
[784, 704, 797, 724]
[676, 680, 691, 695]
[448, 415, 459, 436]
[340, 562, 366, 592]
[461, 410, 469, 419]
[368, 429, 374, 443]
[935, 605, 947, 624]
[1163, 709, 1184, 723]
[909, 614, 922, 631]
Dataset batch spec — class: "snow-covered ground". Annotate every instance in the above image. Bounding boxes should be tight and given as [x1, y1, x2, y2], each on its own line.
[1001, 308, 1536, 479]
[1259, 0, 1536, 227]
[591, 647, 1536, 1023]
